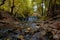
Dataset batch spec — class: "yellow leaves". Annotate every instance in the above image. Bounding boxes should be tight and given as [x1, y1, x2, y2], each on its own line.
[0, 0, 34, 17]
[0, 0, 10, 11]
[56, 0, 60, 4]
[36, 0, 42, 4]
[14, 0, 21, 6]
[6, 38, 10, 40]
[0, 2, 1, 4]
[18, 35, 24, 40]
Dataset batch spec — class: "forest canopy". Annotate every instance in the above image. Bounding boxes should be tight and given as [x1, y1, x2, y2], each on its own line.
[0, 0, 60, 20]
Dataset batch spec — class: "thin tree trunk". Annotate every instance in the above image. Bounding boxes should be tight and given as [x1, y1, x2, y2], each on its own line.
[42, 0, 43, 16]
[11, 0, 15, 15]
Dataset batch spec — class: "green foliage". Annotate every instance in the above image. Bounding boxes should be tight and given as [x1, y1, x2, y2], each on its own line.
[0, 0, 33, 18]
[0, 0, 60, 20]
[56, 0, 60, 4]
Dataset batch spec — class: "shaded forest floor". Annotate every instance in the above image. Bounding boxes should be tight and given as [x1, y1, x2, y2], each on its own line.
[0, 10, 60, 40]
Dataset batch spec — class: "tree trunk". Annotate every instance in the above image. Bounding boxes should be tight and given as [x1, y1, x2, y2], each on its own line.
[10, 0, 15, 15]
